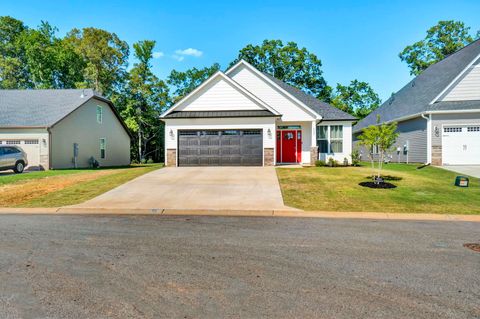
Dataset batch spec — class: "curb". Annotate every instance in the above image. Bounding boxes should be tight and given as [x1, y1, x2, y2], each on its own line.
[0, 207, 479, 222]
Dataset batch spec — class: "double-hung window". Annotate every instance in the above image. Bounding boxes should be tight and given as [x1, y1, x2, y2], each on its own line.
[329, 125, 343, 153]
[96, 105, 103, 124]
[317, 126, 329, 153]
[100, 138, 106, 159]
[317, 125, 344, 153]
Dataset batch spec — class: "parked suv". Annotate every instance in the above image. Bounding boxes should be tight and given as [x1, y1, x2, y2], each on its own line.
[0, 145, 28, 173]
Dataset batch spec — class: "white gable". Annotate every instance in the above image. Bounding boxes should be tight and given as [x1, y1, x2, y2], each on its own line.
[227, 64, 317, 121]
[176, 75, 265, 112]
[442, 61, 480, 102]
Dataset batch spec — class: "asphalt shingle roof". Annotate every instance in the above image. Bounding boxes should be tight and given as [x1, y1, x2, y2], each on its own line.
[261, 72, 356, 121]
[354, 39, 480, 132]
[0, 89, 107, 127]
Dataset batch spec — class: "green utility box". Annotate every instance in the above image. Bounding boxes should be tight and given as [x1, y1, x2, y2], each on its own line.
[455, 176, 469, 187]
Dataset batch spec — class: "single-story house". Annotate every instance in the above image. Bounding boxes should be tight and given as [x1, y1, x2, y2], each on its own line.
[0, 89, 131, 170]
[160, 60, 355, 167]
[354, 39, 480, 166]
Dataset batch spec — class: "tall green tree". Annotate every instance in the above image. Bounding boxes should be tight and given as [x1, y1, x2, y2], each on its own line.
[167, 63, 220, 103]
[400, 20, 478, 76]
[0, 17, 84, 89]
[0, 16, 29, 88]
[119, 40, 169, 162]
[65, 27, 129, 95]
[230, 39, 332, 102]
[331, 80, 381, 119]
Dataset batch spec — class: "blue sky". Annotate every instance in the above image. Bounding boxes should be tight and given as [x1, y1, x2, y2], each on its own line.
[3, 0, 480, 100]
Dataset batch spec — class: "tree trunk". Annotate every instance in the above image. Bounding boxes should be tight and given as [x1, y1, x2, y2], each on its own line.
[138, 130, 142, 162]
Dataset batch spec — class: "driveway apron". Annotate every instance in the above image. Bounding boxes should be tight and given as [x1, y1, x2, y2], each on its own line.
[72, 167, 287, 210]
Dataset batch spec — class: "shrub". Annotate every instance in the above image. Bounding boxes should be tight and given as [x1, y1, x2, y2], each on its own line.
[89, 156, 99, 168]
[147, 158, 154, 164]
[315, 160, 326, 167]
[351, 149, 361, 166]
[327, 157, 339, 167]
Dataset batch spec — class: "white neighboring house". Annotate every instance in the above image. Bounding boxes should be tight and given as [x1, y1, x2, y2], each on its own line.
[354, 38, 480, 166]
[160, 60, 355, 167]
[0, 89, 131, 170]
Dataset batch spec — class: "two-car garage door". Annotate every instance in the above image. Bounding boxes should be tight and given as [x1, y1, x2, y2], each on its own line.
[442, 125, 480, 165]
[178, 129, 263, 166]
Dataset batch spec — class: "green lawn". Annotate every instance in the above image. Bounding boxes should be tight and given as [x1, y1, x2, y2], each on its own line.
[276, 163, 480, 214]
[0, 164, 162, 208]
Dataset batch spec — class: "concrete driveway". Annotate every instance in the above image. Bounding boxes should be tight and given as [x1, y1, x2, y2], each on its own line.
[74, 167, 287, 210]
[441, 165, 480, 178]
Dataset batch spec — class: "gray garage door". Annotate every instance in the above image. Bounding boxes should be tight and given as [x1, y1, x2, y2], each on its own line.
[178, 130, 263, 166]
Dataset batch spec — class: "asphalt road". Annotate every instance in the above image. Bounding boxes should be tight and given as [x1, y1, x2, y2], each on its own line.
[0, 215, 479, 319]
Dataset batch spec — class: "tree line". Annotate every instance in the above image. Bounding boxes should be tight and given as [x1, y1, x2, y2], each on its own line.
[0, 16, 477, 162]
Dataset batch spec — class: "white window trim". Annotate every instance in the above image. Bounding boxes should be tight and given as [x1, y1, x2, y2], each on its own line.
[100, 138, 106, 159]
[97, 105, 103, 124]
[317, 124, 344, 154]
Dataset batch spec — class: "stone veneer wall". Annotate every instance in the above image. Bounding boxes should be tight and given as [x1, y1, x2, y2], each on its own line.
[166, 149, 177, 167]
[431, 145, 442, 166]
[264, 148, 274, 166]
[310, 146, 319, 166]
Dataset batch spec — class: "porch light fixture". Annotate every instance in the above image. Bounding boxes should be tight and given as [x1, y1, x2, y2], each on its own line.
[169, 129, 175, 140]
[434, 126, 440, 137]
[267, 128, 272, 138]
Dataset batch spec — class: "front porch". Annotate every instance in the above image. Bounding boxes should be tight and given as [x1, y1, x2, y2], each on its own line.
[273, 121, 352, 166]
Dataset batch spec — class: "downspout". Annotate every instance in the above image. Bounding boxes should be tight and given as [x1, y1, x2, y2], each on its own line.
[47, 127, 52, 170]
[421, 113, 431, 165]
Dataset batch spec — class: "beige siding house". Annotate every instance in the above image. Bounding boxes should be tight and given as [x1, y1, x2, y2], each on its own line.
[0, 89, 131, 170]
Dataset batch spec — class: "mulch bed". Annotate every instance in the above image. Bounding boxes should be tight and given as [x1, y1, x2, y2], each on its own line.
[463, 243, 480, 253]
[359, 181, 397, 189]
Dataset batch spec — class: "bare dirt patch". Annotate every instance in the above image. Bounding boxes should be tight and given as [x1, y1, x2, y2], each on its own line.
[0, 171, 117, 207]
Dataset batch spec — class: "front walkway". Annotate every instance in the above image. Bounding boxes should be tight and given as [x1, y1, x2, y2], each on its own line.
[72, 167, 288, 210]
[441, 165, 480, 178]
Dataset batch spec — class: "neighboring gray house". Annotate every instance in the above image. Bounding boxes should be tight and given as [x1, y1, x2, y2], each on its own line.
[354, 39, 480, 165]
[0, 89, 131, 170]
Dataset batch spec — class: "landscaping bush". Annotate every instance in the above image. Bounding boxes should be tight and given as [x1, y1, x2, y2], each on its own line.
[327, 157, 339, 167]
[351, 149, 361, 166]
[315, 160, 326, 167]
[147, 158, 154, 164]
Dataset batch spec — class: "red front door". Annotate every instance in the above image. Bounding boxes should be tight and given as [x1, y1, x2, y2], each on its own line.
[278, 130, 301, 163]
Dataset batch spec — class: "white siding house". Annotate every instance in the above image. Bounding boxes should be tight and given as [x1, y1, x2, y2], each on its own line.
[161, 60, 355, 167]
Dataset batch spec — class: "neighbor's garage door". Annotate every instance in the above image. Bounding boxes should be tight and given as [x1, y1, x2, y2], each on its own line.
[178, 130, 263, 166]
[0, 139, 40, 168]
[442, 125, 480, 165]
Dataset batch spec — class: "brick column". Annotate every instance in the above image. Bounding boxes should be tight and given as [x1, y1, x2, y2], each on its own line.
[264, 148, 274, 166]
[431, 145, 442, 166]
[166, 149, 177, 167]
[310, 146, 319, 165]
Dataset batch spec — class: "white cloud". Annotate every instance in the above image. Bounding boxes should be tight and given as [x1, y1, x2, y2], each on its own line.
[174, 48, 203, 57]
[172, 55, 185, 62]
[152, 51, 164, 59]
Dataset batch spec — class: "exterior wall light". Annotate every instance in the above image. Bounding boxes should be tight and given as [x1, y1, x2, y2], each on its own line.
[434, 126, 440, 137]
[267, 128, 272, 138]
[169, 129, 175, 140]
